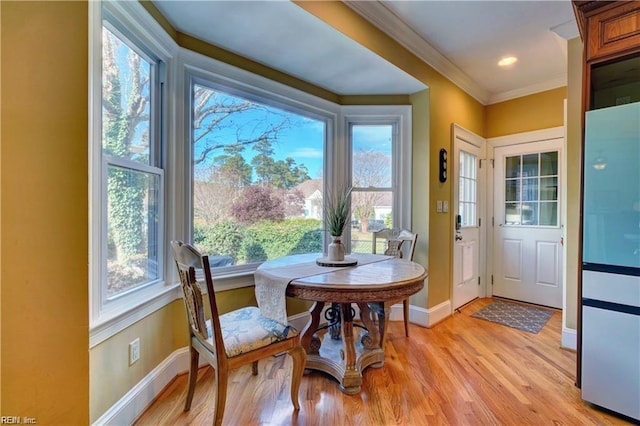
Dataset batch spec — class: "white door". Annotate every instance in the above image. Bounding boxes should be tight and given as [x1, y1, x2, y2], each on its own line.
[452, 126, 484, 310]
[493, 139, 564, 308]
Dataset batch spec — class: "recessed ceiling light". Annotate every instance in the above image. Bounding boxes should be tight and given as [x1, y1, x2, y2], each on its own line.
[498, 56, 518, 67]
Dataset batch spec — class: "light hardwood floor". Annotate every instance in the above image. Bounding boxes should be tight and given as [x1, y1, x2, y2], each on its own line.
[134, 298, 633, 425]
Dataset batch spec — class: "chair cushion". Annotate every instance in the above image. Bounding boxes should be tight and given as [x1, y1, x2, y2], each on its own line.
[209, 306, 298, 358]
[384, 239, 404, 258]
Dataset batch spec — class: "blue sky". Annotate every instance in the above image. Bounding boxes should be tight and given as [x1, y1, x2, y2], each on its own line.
[192, 88, 393, 181]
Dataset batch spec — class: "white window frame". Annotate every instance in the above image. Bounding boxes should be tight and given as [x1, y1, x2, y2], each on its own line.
[339, 106, 413, 252]
[89, 0, 177, 340]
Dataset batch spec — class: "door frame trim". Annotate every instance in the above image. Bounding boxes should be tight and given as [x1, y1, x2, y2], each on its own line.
[487, 126, 566, 312]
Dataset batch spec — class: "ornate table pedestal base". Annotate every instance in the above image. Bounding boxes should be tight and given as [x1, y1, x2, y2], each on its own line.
[300, 300, 390, 395]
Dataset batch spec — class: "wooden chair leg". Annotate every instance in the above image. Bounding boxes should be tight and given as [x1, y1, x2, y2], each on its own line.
[403, 298, 410, 337]
[184, 347, 199, 411]
[288, 346, 307, 411]
[213, 367, 228, 426]
[251, 360, 258, 375]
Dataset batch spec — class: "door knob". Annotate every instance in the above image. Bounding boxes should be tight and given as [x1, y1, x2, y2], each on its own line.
[455, 234, 463, 241]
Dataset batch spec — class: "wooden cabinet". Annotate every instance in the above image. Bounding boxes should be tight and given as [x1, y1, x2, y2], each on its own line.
[584, 1, 640, 61]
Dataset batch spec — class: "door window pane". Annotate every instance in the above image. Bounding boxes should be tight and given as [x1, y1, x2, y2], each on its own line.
[522, 202, 538, 225]
[540, 151, 558, 175]
[522, 154, 539, 177]
[503, 151, 558, 227]
[522, 178, 538, 201]
[505, 180, 520, 202]
[505, 202, 521, 225]
[459, 150, 477, 227]
[540, 202, 558, 226]
[540, 177, 558, 201]
[506, 156, 520, 178]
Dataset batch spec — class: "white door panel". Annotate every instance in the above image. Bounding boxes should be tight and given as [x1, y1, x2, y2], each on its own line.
[453, 126, 485, 310]
[493, 139, 564, 308]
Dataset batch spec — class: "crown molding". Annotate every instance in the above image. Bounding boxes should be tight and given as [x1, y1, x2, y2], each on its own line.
[345, 1, 572, 106]
[345, 1, 490, 104]
[487, 74, 567, 105]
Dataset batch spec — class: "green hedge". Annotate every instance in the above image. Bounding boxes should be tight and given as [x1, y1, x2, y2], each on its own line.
[194, 218, 323, 264]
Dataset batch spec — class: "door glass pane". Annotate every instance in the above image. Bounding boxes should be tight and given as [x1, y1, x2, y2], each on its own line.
[540, 201, 558, 226]
[523, 154, 538, 177]
[522, 178, 538, 201]
[459, 150, 477, 227]
[505, 179, 519, 201]
[505, 156, 520, 178]
[540, 177, 558, 201]
[522, 202, 538, 225]
[505, 202, 520, 225]
[540, 151, 558, 175]
[504, 151, 559, 227]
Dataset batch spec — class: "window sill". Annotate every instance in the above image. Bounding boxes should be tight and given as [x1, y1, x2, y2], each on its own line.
[89, 269, 256, 348]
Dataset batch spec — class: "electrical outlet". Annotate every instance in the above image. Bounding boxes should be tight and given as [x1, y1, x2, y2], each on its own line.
[129, 338, 140, 365]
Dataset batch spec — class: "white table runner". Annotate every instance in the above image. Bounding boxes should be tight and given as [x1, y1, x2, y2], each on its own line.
[254, 253, 389, 325]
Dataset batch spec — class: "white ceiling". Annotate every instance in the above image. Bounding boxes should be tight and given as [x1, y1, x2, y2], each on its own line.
[151, 0, 579, 105]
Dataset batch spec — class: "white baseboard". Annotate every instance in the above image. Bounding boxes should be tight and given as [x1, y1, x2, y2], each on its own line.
[93, 347, 191, 426]
[562, 327, 577, 351]
[426, 300, 452, 327]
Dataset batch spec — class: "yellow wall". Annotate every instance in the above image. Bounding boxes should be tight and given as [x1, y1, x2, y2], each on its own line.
[1, 2, 89, 424]
[485, 87, 567, 138]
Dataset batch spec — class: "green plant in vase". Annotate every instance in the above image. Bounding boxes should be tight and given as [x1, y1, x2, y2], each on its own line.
[324, 186, 352, 261]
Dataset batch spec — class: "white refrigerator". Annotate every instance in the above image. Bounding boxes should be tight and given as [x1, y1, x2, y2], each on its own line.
[581, 101, 640, 422]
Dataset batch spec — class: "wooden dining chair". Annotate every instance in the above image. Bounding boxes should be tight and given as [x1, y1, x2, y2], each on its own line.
[170, 240, 306, 426]
[372, 228, 418, 336]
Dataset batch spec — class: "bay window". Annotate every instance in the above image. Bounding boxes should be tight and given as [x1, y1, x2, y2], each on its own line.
[90, 2, 412, 338]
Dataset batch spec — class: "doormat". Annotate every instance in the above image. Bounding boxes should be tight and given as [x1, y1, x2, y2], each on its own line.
[471, 300, 554, 334]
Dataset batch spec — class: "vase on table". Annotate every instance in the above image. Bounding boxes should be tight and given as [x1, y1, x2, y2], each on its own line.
[328, 236, 345, 261]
